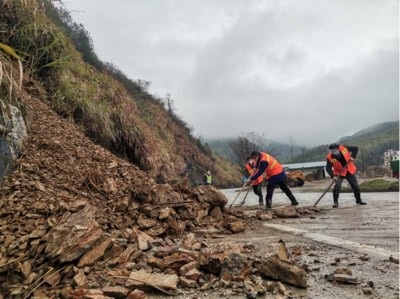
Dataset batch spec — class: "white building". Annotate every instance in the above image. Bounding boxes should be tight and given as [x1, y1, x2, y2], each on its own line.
[384, 149, 399, 166]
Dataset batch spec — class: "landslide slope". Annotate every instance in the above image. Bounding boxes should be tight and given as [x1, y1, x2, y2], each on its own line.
[0, 79, 223, 297]
[0, 90, 311, 298]
[0, 0, 240, 187]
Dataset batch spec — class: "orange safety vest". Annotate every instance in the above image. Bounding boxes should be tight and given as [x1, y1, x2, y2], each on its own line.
[256, 152, 283, 180]
[326, 145, 357, 176]
[245, 163, 263, 185]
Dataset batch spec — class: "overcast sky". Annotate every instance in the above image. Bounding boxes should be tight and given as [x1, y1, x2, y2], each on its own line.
[62, 0, 399, 147]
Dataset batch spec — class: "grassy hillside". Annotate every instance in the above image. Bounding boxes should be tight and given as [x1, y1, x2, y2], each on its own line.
[0, 0, 241, 187]
[293, 121, 399, 166]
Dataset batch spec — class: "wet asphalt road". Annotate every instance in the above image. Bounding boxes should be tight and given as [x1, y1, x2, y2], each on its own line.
[221, 188, 399, 254]
[220, 187, 399, 298]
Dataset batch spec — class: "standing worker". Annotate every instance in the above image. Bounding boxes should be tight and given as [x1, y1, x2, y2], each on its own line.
[326, 143, 367, 208]
[246, 151, 299, 210]
[245, 157, 264, 205]
[203, 170, 213, 185]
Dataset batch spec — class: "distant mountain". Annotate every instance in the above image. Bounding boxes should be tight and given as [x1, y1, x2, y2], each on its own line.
[338, 121, 398, 141]
[294, 121, 399, 167]
[207, 121, 399, 168]
[269, 140, 306, 162]
[205, 138, 306, 163]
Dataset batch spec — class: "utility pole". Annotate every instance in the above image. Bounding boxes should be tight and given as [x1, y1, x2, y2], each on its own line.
[361, 148, 366, 183]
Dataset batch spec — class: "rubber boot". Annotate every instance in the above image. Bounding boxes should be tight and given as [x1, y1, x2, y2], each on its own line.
[355, 193, 367, 205]
[289, 195, 299, 206]
[265, 198, 272, 211]
[259, 196, 264, 206]
[332, 193, 339, 208]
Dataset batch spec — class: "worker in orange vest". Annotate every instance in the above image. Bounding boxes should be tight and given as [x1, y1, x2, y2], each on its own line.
[245, 151, 299, 210]
[326, 143, 366, 208]
[245, 157, 264, 205]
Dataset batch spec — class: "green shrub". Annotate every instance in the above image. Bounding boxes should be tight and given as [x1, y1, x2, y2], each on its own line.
[358, 179, 399, 192]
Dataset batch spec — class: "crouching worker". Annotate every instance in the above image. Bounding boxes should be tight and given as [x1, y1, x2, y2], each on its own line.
[245, 156, 264, 205]
[246, 151, 299, 210]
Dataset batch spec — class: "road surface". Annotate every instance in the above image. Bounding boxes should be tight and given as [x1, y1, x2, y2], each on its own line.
[220, 187, 399, 298]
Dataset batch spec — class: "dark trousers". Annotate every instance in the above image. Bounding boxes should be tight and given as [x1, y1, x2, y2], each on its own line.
[333, 173, 361, 201]
[253, 184, 263, 200]
[266, 178, 295, 201]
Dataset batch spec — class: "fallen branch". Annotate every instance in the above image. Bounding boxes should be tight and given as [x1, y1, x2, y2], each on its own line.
[0, 254, 25, 269]
[23, 268, 54, 299]
[128, 201, 197, 211]
[23, 265, 68, 299]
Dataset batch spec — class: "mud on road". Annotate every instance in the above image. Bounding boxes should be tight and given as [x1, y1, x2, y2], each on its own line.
[216, 187, 399, 299]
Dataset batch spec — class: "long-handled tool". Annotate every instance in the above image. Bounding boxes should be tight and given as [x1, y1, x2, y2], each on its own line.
[313, 179, 337, 207]
[229, 183, 247, 208]
[236, 187, 252, 207]
[313, 163, 348, 207]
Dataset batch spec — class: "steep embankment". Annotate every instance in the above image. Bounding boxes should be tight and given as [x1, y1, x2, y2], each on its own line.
[0, 0, 240, 187]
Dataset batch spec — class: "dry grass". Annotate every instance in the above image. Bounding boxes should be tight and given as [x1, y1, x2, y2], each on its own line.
[0, 0, 242, 187]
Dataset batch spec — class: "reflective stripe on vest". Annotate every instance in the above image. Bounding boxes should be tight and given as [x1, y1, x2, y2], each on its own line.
[326, 145, 357, 176]
[258, 152, 283, 179]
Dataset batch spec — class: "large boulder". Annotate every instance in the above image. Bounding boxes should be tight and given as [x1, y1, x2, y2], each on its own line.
[255, 255, 307, 288]
[220, 253, 252, 281]
[43, 205, 104, 263]
[190, 185, 228, 208]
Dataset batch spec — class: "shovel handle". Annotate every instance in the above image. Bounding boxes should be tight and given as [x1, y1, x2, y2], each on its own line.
[236, 187, 252, 207]
[229, 183, 247, 208]
[313, 163, 349, 207]
[313, 179, 336, 207]
[241, 186, 252, 202]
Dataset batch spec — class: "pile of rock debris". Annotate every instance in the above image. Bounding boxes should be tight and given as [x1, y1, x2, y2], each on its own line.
[0, 96, 308, 298]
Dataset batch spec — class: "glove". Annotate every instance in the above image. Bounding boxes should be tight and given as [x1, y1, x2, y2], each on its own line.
[245, 179, 252, 186]
[333, 176, 338, 181]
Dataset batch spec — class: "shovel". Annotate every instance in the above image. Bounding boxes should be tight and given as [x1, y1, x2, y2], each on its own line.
[236, 187, 252, 207]
[313, 163, 348, 207]
[229, 183, 247, 208]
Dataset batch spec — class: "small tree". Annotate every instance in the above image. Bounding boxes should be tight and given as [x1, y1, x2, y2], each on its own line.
[227, 132, 273, 168]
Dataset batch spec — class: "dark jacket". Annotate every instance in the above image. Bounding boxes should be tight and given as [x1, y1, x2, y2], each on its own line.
[326, 145, 358, 178]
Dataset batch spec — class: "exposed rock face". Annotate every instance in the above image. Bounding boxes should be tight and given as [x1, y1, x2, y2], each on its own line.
[0, 101, 28, 177]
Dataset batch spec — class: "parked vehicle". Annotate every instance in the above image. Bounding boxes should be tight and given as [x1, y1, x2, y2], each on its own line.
[284, 169, 306, 187]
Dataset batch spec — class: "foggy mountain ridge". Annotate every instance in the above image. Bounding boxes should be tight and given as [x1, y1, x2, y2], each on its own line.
[338, 121, 399, 141]
[206, 120, 399, 165]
